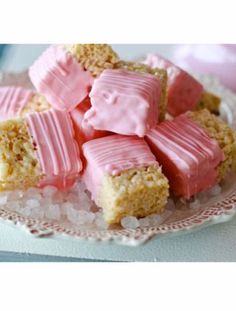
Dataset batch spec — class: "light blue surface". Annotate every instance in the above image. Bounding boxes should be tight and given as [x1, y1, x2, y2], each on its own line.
[1, 214, 236, 262]
[0, 45, 8, 68]
[0, 44, 178, 72]
[0, 251, 110, 262]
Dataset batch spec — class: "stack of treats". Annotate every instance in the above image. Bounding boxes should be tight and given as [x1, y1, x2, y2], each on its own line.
[0, 44, 235, 225]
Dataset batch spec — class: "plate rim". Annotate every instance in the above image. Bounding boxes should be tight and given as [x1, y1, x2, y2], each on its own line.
[0, 187, 236, 246]
[0, 71, 236, 246]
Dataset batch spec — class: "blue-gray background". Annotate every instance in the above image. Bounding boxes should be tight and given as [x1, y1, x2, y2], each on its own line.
[0, 44, 178, 72]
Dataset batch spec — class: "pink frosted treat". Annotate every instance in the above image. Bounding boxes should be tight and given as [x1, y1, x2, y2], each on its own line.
[29, 45, 94, 112]
[26, 109, 82, 189]
[70, 97, 110, 145]
[82, 134, 169, 224]
[83, 69, 162, 137]
[145, 113, 225, 199]
[0, 109, 82, 192]
[143, 54, 204, 116]
[0, 86, 35, 121]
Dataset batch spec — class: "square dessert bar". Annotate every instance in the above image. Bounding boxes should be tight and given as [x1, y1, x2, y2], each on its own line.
[29, 45, 94, 112]
[188, 109, 236, 179]
[0, 109, 82, 191]
[83, 68, 162, 137]
[143, 54, 220, 116]
[146, 109, 236, 199]
[0, 86, 50, 121]
[115, 61, 168, 121]
[82, 134, 169, 224]
[66, 44, 120, 77]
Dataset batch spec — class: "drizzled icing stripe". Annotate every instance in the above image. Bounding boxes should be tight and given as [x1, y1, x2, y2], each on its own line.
[96, 69, 160, 124]
[147, 128, 191, 173]
[0, 87, 35, 120]
[26, 109, 82, 189]
[48, 110, 70, 172]
[157, 121, 216, 171]
[173, 117, 219, 160]
[84, 69, 161, 137]
[29, 45, 94, 112]
[96, 75, 158, 125]
[145, 114, 224, 198]
[84, 135, 157, 174]
[47, 112, 66, 173]
[148, 117, 220, 170]
[82, 134, 158, 200]
[84, 135, 155, 165]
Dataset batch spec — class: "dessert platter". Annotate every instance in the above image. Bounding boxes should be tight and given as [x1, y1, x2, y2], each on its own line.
[0, 45, 236, 246]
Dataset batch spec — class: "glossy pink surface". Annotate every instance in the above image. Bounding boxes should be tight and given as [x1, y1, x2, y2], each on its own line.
[146, 114, 224, 198]
[0, 86, 35, 121]
[26, 109, 82, 190]
[143, 54, 203, 116]
[83, 69, 161, 137]
[29, 45, 94, 112]
[82, 134, 158, 200]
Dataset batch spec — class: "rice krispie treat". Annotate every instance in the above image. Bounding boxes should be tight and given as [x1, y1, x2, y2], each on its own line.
[82, 135, 169, 224]
[145, 112, 230, 199]
[0, 86, 50, 121]
[187, 109, 236, 179]
[66, 44, 120, 77]
[143, 54, 221, 116]
[0, 109, 82, 191]
[83, 69, 162, 137]
[115, 61, 167, 121]
[70, 97, 110, 145]
[29, 45, 94, 112]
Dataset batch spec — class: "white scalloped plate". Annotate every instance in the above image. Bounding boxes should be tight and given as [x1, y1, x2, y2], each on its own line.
[0, 72, 236, 246]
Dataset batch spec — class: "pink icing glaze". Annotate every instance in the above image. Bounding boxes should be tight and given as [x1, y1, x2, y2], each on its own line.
[83, 69, 161, 137]
[26, 109, 82, 190]
[29, 45, 94, 112]
[82, 134, 158, 201]
[0, 86, 35, 121]
[143, 54, 204, 116]
[145, 114, 224, 198]
[70, 97, 110, 145]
